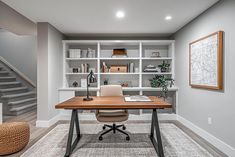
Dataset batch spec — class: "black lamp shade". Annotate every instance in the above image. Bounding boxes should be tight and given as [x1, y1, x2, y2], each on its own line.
[88, 71, 97, 83]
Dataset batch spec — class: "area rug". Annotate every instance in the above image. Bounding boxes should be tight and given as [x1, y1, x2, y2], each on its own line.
[21, 123, 213, 157]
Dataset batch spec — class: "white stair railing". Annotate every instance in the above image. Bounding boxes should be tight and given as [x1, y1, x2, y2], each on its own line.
[0, 56, 36, 88]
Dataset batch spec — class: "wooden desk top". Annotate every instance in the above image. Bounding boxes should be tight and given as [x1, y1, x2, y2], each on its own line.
[55, 96, 172, 110]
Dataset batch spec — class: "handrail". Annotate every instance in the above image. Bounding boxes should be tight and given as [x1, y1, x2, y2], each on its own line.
[0, 56, 36, 88]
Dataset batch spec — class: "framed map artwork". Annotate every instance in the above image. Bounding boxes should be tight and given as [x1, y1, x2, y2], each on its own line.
[189, 31, 223, 90]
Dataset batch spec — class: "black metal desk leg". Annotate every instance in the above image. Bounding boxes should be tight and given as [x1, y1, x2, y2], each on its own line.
[64, 109, 81, 157]
[150, 109, 164, 157]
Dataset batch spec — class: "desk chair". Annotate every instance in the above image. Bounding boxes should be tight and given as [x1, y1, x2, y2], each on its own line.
[96, 85, 130, 141]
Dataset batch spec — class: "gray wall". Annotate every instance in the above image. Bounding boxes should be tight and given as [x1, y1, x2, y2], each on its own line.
[0, 1, 36, 35]
[0, 29, 37, 84]
[37, 23, 63, 122]
[174, 0, 235, 150]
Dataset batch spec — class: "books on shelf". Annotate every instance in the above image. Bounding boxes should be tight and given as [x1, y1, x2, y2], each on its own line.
[101, 62, 108, 73]
[81, 63, 89, 73]
[127, 62, 134, 73]
[143, 65, 160, 72]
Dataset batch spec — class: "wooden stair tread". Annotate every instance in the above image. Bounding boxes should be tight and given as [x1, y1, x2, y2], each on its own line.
[9, 97, 37, 105]
[10, 103, 37, 112]
[2, 91, 36, 98]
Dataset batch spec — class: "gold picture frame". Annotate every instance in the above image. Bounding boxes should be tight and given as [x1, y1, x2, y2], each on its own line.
[189, 31, 223, 90]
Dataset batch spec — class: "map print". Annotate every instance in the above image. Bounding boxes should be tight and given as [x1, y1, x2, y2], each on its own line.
[190, 34, 218, 87]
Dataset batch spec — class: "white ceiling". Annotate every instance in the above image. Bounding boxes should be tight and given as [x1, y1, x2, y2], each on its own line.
[3, 0, 219, 34]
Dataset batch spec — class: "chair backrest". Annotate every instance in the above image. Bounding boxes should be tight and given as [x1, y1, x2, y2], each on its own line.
[100, 85, 123, 96]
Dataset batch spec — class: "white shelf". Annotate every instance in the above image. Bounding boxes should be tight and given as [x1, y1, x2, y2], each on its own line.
[141, 87, 178, 91]
[142, 72, 172, 75]
[100, 58, 140, 60]
[65, 73, 98, 75]
[142, 57, 172, 60]
[100, 73, 140, 75]
[59, 87, 99, 91]
[66, 58, 98, 60]
[59, 87, 178, 92]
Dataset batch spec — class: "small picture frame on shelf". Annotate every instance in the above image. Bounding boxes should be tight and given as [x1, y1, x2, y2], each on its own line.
[81, 79, 87, 88]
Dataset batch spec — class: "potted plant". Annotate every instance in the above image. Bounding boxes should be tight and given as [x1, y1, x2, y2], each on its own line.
[158, 61, 170, 73]
[149, 75, 174, 99]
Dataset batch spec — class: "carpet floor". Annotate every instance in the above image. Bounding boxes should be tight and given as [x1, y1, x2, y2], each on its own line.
[20, 123, 213, 157]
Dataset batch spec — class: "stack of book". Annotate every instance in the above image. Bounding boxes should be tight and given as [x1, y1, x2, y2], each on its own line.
[143, 65, 160, 72]
[69, 49, 81, 58]
[127, 62, 134, 73]
[81, 64, 89, 73]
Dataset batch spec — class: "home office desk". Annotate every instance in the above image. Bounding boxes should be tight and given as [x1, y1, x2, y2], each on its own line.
[55, 96, 172, 157]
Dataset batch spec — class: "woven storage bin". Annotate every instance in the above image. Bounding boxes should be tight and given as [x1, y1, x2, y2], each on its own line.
[0, 122, 30, 155]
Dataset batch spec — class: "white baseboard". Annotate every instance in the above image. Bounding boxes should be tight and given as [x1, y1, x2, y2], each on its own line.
[177, 115, 235, 157]
[36, 114, 61, 127]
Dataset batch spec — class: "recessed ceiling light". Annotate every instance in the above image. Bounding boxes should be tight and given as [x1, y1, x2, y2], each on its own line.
[116, 11, 125, 18]
[165, 15, 172, 21]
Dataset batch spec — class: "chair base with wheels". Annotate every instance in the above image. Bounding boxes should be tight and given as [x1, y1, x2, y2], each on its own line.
[99, 123, 130, 141]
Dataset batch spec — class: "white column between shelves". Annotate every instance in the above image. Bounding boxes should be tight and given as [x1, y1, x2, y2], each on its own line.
[62, 42, 66, 88]
[139, 42, 143, 115]
[97, 42, 101, 96]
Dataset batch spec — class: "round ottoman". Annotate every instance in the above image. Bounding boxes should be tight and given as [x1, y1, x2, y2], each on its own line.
[0, 122, 30, 155]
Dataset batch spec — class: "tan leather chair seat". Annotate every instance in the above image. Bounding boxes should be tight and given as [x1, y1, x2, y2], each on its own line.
[98, 110, 127, 116]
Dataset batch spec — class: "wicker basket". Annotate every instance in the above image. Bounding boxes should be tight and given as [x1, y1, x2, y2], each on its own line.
[0, 122, 30, 155]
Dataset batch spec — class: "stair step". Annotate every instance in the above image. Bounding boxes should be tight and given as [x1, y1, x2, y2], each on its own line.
[10, 103, 37, 112]
[0, 86, 28, 92]
[0, 76, 15, 79]
[0, 71, 8, 74]
[0, 81, 21, 86]
[2, 91, 36, 99]
[9, 97, 37, 105]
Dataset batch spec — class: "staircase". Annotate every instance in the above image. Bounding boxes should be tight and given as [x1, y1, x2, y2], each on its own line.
[0, 66, 36, 116]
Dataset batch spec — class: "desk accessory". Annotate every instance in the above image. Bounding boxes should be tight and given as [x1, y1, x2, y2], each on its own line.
[124, 95, 152, 102]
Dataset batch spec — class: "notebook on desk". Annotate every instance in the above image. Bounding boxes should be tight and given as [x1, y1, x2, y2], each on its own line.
[124, 95, 153, 102]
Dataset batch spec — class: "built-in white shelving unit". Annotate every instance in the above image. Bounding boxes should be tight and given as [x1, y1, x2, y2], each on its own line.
[59, 40, 178, 115]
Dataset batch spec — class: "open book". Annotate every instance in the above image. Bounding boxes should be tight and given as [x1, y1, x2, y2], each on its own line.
[124, 95, 152, 102]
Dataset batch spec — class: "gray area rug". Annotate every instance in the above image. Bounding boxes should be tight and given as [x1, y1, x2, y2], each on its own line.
[21, 123, 213, 157]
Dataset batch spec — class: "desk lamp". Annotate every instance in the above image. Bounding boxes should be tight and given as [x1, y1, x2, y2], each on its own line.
[83, 70, 97, 101]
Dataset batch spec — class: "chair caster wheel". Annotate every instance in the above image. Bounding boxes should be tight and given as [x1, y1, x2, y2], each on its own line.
[99, 136, 103, 141]
[122, 126, 126, 130]
[126, 136, 130, 141]
[103, 126, 106, 130]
